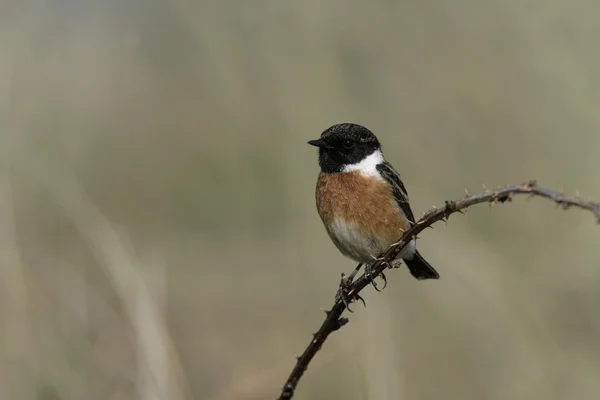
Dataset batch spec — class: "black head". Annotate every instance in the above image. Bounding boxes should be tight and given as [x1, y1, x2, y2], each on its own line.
[308, 123, 381, 173]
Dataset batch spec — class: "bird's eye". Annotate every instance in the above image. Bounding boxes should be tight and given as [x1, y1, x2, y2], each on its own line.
[342, 140, 354, 149]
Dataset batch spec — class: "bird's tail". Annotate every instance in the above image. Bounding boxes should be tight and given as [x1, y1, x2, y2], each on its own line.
[403, 250, 439, 280]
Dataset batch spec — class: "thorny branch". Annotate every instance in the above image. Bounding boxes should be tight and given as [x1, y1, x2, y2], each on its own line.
[277, 180, 600, 400]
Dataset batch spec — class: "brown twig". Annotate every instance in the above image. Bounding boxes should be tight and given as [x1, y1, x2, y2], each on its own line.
[277, 180, 600, 399]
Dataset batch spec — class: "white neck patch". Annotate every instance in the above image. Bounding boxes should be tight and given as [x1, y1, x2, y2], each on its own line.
[342, 150, 384, 177]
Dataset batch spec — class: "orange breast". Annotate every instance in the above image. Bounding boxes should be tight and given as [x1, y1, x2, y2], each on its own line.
[316, 171, 410, 247]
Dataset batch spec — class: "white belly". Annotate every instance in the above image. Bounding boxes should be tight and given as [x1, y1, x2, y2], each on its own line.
[326, 216, 416, 263]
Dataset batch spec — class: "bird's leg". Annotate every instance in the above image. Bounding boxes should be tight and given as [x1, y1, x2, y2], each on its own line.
[336, 264, 366, 311]
[343, 263, 363, 286]
[364, 260, 387, 292]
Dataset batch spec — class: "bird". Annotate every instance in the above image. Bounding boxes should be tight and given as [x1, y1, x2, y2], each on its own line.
[308, 123, 439, 291]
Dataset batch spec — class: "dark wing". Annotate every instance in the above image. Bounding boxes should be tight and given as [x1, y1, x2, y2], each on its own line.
[376, 162, 416, 223]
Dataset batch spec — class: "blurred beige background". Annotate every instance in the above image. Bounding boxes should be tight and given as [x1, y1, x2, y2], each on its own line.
[1, 1, 600, 399]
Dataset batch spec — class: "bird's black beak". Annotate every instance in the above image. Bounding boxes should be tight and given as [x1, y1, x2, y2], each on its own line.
[308, 139, 330, 148]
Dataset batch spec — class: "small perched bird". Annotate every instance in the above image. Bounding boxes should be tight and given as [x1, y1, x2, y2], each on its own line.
[308, 123, 439, 286]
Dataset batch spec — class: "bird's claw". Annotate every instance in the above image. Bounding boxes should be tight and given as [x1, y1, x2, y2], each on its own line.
[336, 273, 366, 311]
[364, 262, 387, 292]
[378, 271, 388, 291]
[336, 290, 365, 310]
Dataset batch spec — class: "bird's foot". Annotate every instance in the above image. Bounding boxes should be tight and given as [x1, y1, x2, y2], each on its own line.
[364, 261, 387, 292]
[335, 265, 366, 312]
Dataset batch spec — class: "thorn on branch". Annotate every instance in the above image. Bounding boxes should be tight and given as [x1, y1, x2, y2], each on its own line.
[389, 240, 402, 248]
[333, 318, 349, 331]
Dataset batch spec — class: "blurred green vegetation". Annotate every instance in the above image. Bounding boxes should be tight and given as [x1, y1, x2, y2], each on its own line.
[1, 1, 599, 399]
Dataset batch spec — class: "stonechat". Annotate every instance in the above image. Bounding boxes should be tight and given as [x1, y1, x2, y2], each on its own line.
[308, 123, 439, 288]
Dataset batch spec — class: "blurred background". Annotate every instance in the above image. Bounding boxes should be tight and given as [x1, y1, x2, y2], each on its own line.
[1, 1, 599, 399]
